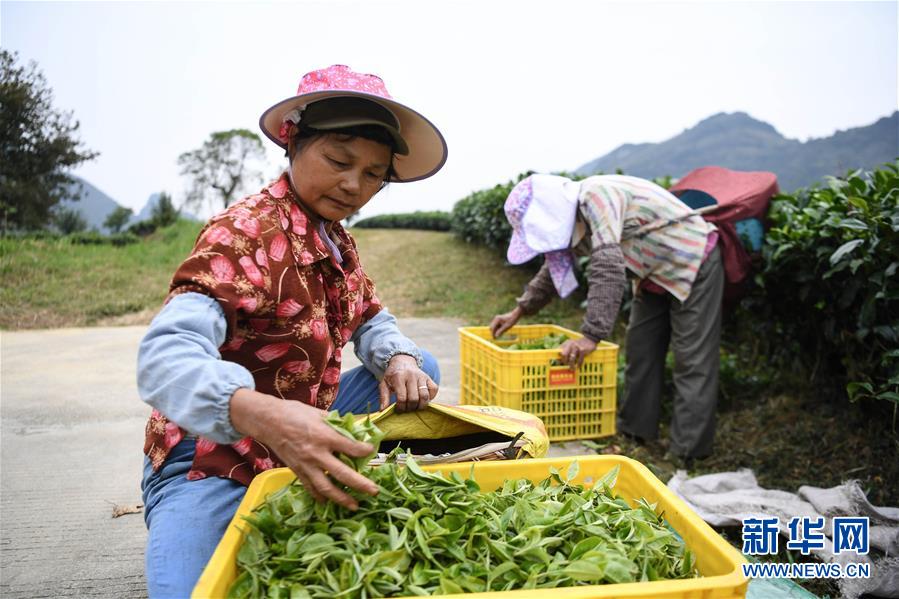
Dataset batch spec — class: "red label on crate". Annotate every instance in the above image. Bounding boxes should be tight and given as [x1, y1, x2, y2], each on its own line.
[549, 368, 576, 386]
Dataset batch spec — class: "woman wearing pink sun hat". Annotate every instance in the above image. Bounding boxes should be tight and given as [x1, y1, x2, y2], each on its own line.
[136, 65, 447, 596]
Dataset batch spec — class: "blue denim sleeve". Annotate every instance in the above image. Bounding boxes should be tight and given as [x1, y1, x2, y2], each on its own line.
[137, 292, 254, 444]
[350, 307, 422, 379]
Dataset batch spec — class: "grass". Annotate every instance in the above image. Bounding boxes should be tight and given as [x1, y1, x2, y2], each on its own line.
[0, 226, 584, 330]
[0, 219, 203, 329]
[349, 228, 585, 329]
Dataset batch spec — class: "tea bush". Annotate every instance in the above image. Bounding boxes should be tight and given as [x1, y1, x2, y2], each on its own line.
[352, 211, 451, 231]
[739, 161, 899, 408]
[67, 231, 139, 246]
[450, 173, 530, 250]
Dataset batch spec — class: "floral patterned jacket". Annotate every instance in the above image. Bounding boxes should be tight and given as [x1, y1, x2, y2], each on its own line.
[143, 173, 382, 485]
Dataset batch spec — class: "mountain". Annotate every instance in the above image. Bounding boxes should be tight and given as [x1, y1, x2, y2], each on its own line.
[60, 179, 199, 232]
[575, 111, 898, 191]
[58, 177, 121, 233]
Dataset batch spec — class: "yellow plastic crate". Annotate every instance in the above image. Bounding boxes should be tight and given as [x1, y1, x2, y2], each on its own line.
[194, 456, 748, 598]
[459, 325, 618, 441]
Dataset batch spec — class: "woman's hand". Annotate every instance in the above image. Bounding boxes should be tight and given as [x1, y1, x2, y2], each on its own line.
[559, 337, 598, 369]
[378, 354, 438, 412]
[229, 388, 378, 510]
[489, 306, 523, 338]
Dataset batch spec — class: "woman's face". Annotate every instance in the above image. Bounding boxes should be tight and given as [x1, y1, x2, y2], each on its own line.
[289, 134, 392, 222]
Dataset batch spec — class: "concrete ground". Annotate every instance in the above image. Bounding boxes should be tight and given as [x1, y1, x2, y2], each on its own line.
[0, 319, 593, 598]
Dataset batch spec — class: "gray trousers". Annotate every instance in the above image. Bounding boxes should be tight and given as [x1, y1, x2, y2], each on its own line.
[618, 246, 724, 458]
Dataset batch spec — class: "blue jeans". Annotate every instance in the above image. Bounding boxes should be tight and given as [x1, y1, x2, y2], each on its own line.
[141, 351, 440, 599]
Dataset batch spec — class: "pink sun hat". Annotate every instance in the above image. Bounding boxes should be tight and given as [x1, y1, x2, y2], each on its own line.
[259, 64, 448, 182]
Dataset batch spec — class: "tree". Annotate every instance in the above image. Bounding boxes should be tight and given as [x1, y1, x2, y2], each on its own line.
[151, 192, 179, 227]
[103, 206, 133, 234]
[0, 50, 98, 231]
[52, 206, 87, 234]
[178, 129, 265, 212]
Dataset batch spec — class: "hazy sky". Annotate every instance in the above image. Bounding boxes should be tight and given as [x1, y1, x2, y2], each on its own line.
[2, 0, 897, 220]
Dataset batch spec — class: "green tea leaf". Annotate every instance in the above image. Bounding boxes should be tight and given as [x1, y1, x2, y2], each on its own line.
[570, 537, 603, 560]
[386, 507, 414, 520]
[298, 533, 332, 554]
[830, 239, 865, 264]
[563, 560, 605, 581]
[439, 577, 465, 594]
[595, 464, 620, 491]
[603, 553, 638, 584]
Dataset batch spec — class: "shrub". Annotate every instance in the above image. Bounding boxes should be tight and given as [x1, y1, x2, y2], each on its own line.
[353, 211, 451, 231]
[128, 219, 158, 237]
[65, 231, 139, 246]
[151, 192, 180, 228]
[5, 229, 61, 241]
[109, 232, 140, 246]
[103, 206, 133, 234]
[738, 161, 899, 410]
[51, 206, 88, 234]
[66, 231, 107, 245]
[126, 192, 181, 237]
[450, 172, 531, 250]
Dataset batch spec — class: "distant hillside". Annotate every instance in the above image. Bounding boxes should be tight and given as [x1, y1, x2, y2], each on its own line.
[59, 177, 121, 233]
[575, 111, 898, 191]
[60, 179, 199, 232]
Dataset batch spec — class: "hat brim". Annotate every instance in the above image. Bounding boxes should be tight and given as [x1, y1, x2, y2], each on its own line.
[507, 229, 539, 265]
[303, 114, 409, 156]
[259, 90, 447, 183]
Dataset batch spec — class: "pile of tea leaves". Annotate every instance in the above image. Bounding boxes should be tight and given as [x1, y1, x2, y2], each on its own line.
[228, 413, 697, 598]
[503, 333, 569, 351]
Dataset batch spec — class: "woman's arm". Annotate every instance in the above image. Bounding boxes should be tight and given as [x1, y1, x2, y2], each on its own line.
[558, 243, 626, 367]
[580, 243, 627, 342]
[516, 260, 556, 315]
[139, 292, 378, 509]
[350, 309, 437, 412]
[350, 308, 422, 378]
[488, 262, 555, 338]
[137, 292, 254, 444]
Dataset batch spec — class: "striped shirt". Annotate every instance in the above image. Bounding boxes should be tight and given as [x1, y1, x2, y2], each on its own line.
[579, 175, 715, 302]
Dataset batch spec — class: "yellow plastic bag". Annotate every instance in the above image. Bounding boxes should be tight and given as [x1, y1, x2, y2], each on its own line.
[358, 403, 548, 464]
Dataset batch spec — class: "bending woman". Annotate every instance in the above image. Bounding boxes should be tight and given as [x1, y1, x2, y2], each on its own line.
[490, 174, 723, 464]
